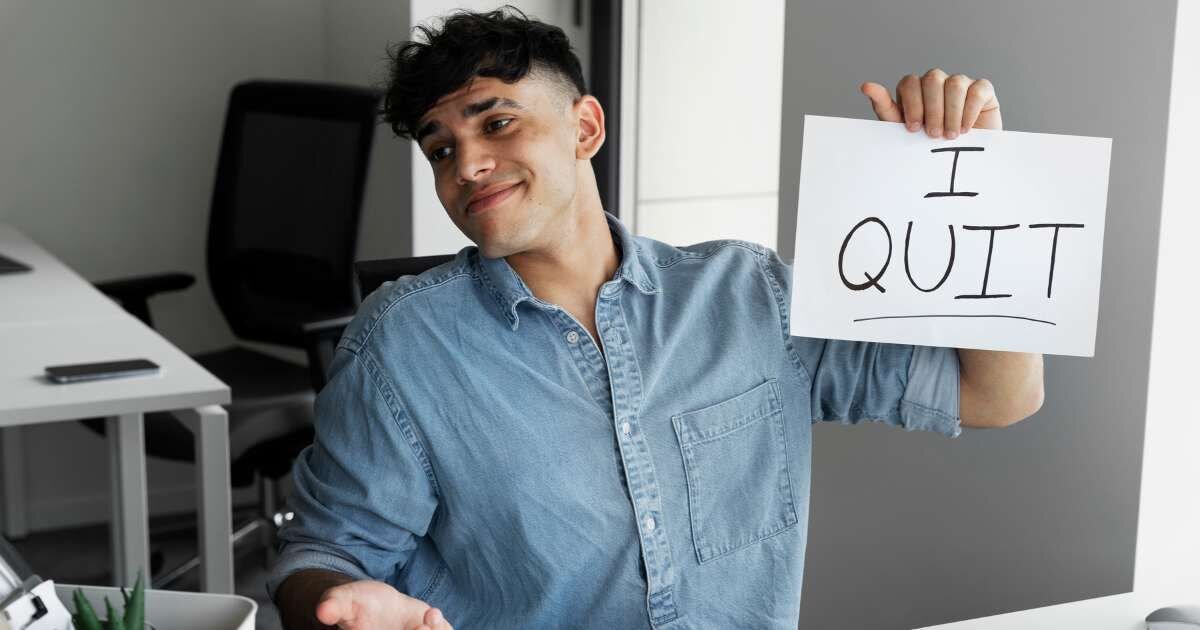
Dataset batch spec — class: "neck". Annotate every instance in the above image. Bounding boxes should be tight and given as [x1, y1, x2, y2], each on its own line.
[505, 204, 618, 310]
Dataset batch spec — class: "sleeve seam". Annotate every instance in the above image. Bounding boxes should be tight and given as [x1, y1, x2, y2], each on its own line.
[754, 249, 814, 386]
[347, 348, 443, 498]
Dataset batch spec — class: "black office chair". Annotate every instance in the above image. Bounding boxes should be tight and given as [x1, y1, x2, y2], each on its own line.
[301, 255, 457, 390]
[87, 80, 380, 586]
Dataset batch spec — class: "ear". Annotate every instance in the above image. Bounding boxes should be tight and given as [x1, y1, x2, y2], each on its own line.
[573, 95, 605, 160]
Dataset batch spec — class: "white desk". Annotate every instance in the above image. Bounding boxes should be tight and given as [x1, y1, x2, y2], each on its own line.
[0, 224, 234, 593]
[915, 588, 1197, 629]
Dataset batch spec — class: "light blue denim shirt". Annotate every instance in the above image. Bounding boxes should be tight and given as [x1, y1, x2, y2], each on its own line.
[269, 211, 961, 628]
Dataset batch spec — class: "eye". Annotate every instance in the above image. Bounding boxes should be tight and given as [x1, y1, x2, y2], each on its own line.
[486, 117, 514, 133]
[429, 145, 452, 163]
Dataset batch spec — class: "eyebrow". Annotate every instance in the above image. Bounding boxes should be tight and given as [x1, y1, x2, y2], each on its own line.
[415, 97, 528, 145]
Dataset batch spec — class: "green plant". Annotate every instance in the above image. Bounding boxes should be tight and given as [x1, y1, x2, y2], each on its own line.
[71, 569, 145, 630]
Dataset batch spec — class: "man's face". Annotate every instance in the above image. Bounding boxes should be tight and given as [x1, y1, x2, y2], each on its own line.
[415, 74, 583, 259]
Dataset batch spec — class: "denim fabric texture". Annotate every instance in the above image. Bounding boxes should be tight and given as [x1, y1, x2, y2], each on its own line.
[268, 211, 961, 628]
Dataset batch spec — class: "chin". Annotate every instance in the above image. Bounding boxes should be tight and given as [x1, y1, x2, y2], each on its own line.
[472, 222, 535, 260]
[474, 237, 521, 260]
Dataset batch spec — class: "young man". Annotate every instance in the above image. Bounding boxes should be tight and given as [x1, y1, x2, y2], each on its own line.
[270, 8, 1043, 629]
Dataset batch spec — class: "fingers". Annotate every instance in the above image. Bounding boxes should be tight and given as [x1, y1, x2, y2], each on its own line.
[896, 74, 923, 131]
[943, 73, 971, 139]
[883, 69, 999, 136]
[420, 607, 453, 630]
[859, 82, 902, 123]
[921, 68, 947, 138]
[964, 78, 1002, 131]
[315, 585, 354, 626]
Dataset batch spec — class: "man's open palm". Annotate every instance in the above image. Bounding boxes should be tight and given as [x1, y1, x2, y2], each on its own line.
[315, 580, 453, 630]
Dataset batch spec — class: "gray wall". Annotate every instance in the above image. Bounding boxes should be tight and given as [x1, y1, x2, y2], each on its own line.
[0, 1, 411, 531]
[777, 1, 1176, 628]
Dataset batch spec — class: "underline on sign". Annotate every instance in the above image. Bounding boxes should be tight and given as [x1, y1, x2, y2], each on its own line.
[852, 314, 1057, 325]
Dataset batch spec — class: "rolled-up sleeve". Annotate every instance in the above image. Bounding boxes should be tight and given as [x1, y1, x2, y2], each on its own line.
[757, 246, 961, 438]
[266, 346, 439, 600]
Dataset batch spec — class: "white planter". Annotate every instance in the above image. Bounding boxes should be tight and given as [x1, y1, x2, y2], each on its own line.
[57, 584, 256, 630]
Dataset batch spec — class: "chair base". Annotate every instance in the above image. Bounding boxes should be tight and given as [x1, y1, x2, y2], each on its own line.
[151, 473, 292, 590]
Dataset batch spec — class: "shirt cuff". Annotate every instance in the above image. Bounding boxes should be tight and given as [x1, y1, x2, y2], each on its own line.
[898, 345, 962, 438]
[265, 542, 374, 602]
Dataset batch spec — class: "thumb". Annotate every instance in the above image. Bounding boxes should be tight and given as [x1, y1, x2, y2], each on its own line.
[315, 584, 356, 626]
[860, 81, 902, 123]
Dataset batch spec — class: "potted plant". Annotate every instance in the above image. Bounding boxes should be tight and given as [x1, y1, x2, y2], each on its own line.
[70, 570, 149, 630]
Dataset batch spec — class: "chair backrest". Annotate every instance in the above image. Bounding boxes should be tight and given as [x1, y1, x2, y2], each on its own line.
[354, 254, 456, 301]
[299, 255, 455, 391]
[207, 80, 380, 348]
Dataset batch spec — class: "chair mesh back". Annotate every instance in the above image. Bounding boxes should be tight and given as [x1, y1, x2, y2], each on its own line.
[208, 81, 380, 348]
[355, 254, 457, 300]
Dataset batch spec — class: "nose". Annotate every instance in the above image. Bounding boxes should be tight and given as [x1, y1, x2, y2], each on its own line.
[455, 137, 496, 185]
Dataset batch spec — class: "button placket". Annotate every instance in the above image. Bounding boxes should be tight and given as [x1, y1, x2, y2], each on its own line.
[597, 295, 678, 624]
[550, 309, 614, 416]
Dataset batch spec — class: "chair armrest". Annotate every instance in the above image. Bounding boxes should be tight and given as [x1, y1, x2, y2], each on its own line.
[95, 272, 196, 300]
[302, 315, 353, 391]
[94, 272, 196, 326]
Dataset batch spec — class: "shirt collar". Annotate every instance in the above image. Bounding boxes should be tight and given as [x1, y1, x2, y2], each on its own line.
[476, 211, 659, 330]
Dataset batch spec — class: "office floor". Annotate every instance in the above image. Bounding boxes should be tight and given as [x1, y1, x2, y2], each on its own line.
[11, 510, 282, 630]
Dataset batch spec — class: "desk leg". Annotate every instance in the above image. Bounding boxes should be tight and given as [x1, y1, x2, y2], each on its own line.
[107, 413, 149, 587]
[177, 405, 233, 594]
[0, 427, 28, 539]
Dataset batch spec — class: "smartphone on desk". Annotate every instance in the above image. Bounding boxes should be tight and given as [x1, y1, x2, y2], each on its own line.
[45, 358, 160, 384]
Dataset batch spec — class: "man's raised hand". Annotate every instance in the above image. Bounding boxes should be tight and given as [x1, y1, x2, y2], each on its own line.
[314, 579, 453, 630]
[860, 68, 1002, 136]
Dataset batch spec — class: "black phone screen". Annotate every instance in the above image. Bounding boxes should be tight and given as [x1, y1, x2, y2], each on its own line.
[45, 359, 160, 383]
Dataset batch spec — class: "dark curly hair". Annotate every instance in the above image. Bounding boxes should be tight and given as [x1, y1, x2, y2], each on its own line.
[381, 5, 587, 140]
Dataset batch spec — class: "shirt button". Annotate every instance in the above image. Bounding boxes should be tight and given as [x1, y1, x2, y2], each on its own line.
[565, 330, 580, 344]
[645, 516, 656, 532]
[620, 422, 631, 437]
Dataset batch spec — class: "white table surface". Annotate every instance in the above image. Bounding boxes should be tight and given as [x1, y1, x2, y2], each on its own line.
[0, 225, 122, 326]
[915, 588, 1196, 629]
[0, 223, 234, 593]
[0, 319, 228, 425]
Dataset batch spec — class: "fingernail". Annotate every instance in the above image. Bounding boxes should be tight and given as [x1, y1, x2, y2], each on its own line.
[431, 609, 443, 622]
[945, 130, 957, 140]
[928, 127, 941, 138]
[907, 121, 920, 132]
[961, 125, 969, 134]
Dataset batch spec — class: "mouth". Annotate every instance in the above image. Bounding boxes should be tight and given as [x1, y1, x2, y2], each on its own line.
[467, 182, 522, 216]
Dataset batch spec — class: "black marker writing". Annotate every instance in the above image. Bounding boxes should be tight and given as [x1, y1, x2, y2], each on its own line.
[924, 146, 984, 198]
[838, 217, 891, 293]
[854, 314, 1056, 325]
[955, 224, 1019, 299]
[1028, 223, 1085, 298]
[904, 221, 956, 292]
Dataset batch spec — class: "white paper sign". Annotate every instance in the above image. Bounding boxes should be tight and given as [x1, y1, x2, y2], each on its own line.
[790, 115, 1111, 357]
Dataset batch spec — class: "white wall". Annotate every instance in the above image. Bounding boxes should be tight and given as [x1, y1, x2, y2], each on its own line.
[1134, 0, 1200, 599]
[323, 0, 414, 264]
[632, 0, 784, 249]
[0, 1, 412, 532]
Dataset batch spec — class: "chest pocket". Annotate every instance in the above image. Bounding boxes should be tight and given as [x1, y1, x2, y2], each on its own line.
[672, 378, 798, 563]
